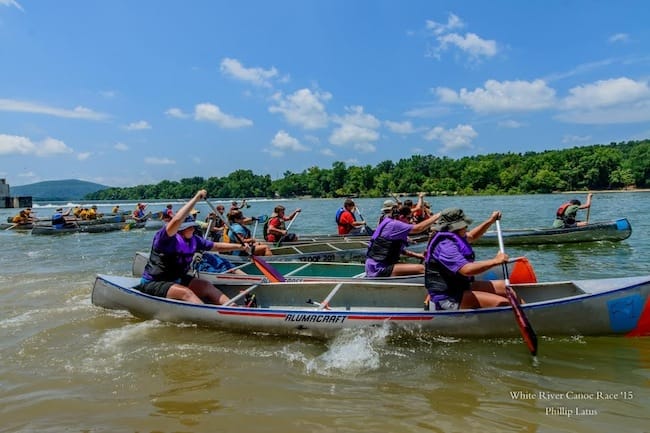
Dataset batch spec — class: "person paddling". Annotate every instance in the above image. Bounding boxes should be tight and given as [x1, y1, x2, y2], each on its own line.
[553, 193, 593, 228]
[135, 189, 250, 305]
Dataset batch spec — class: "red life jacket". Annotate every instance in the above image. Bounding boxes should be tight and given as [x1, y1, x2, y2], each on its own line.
[556, 202, 571, 218]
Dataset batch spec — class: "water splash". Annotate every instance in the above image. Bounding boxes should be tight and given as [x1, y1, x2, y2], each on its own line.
[305, 323, 392, 375]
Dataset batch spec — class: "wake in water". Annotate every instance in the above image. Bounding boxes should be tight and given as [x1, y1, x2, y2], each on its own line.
[302, 323, 393, 375]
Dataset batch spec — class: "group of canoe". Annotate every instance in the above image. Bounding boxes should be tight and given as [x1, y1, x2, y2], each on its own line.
[90, 210, 648, 344]
[1, 212, 149, 234]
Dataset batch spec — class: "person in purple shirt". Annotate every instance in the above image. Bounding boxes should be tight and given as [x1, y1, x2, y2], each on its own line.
[424, 208, 517, 310]
[136, 189, 248, 304]
[365, 205, 440, 277]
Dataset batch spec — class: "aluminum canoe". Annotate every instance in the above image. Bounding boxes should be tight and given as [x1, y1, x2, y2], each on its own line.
[92, 273, 650, 338]
[472, 218, 632, 246]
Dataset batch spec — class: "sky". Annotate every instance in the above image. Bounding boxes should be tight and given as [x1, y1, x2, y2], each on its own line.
[1, 1, 649, 187]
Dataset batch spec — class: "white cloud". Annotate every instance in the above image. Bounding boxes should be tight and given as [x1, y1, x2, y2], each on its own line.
[385, 120, 417, 134]
[0, 134, 73, 156]
[320, 148, 335, 157]
[77, 152, 91, 161]
[329, 106, 380, 153]
[220, 57, 280, 88]
[562, 77, 650, 109]
[425, 13, 464, 36]
[435, 79, 556, 113]
[125, 120, 151, 130]
[165, 107, 189, 118]
[270, 130, 309, 152]
[557, 78, 650, 124]
[194, 103, 253, 128]
[114, 142, 129, 151]
[144, 157, 175, 165]
[269, 88, 331, 129]
[424, 124, 477, 153]
[608, 33, 629, 44]
[437, 32, 497, 59]
[425, 13, 497, 61]
[0, 98, 108, 120]
[0, 0, 23, 11]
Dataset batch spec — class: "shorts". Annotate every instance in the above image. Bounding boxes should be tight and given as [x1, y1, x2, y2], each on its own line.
[135, 275, 193, 298]
[374, 264, 394, 277]
[430, 294, 460, 311]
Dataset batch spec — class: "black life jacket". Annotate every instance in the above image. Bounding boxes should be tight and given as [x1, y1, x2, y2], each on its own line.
[366, 218, 404, 265]
[424, 232, 475, 297]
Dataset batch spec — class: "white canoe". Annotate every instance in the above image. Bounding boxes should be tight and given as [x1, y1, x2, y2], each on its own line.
[92, 274, 650, 338]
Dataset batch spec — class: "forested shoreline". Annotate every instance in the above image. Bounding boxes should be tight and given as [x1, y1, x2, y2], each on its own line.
[86, 139, 650, 200]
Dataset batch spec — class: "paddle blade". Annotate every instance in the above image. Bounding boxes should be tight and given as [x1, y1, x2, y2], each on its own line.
[505, 286, 538, 356]
[251, 256, 285, 282]
[509, 257, 537, 284]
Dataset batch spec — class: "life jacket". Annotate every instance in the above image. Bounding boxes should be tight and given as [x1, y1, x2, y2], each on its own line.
[556, 203, 571, 218]
[228, 222, 251, 241]
[555, 202, 577, 225]
[335, 207, 356, 223]
[52, 212, 66, 228]
[366, 218, 404, 265]
[143, 233, 204, 281]
[264, 216, 285, 241]
[424, 232, 475, 297]
[335, 207, 355, 228]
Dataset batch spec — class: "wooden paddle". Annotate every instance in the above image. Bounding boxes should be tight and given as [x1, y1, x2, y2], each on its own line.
[496, 219, 538, 358]
[4, 222, 20, 231]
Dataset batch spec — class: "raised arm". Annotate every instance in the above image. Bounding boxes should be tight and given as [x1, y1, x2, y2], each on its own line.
[466, 211, 501, 243]
[166, 189, 206, 236]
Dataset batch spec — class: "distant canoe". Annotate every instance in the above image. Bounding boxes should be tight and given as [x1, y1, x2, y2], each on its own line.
[91, 273, 650, 338]
[231, 240, 399, 263]
[31, 219, 145, 235]
[472, 218, 632, 246]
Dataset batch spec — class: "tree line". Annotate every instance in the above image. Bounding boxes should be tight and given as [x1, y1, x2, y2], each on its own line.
[85, 139, 650, 200]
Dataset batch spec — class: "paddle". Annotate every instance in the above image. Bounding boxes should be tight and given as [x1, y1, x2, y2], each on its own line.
[205, 198, 285, 282]
[275, 210, 300, 247]
[4, 222, 20, 231]
[495, 219, 538, 358]
[251, 214, 268, 239]
[354, 204, 373, 236]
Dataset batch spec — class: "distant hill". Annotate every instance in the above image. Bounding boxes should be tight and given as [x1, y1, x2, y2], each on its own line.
[11, 179, 111, 201]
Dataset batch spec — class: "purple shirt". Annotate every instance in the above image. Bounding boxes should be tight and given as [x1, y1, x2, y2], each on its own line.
[364, 218, 412, 277]
[431, 238, 471, 273]
[142, 228, 214, 281]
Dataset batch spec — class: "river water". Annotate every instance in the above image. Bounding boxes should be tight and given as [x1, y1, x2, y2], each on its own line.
[1, 193, 649, 433]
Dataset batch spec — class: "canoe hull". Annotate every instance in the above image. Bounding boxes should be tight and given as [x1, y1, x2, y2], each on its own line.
[92, 274, 650, 338]
[472, 218, 632, 246]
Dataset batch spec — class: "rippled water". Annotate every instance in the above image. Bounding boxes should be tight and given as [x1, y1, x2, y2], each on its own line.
[1, 193, 649, 432]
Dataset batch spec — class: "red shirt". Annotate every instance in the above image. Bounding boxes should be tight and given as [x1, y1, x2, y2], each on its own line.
[337, 210, 356, 235]
[266, 216, 286, 242]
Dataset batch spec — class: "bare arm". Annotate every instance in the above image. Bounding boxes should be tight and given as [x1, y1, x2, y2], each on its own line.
[466, 211, 501, 243]
[579, 193, 593, 209]
[458, 252, 508, 276]
[210, 241, 249, 254]
[166, 189, 206, 236]
[409, 211, 440, 234]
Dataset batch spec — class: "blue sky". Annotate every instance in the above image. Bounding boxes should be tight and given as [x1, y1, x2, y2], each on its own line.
[1, 1, 649, 187]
